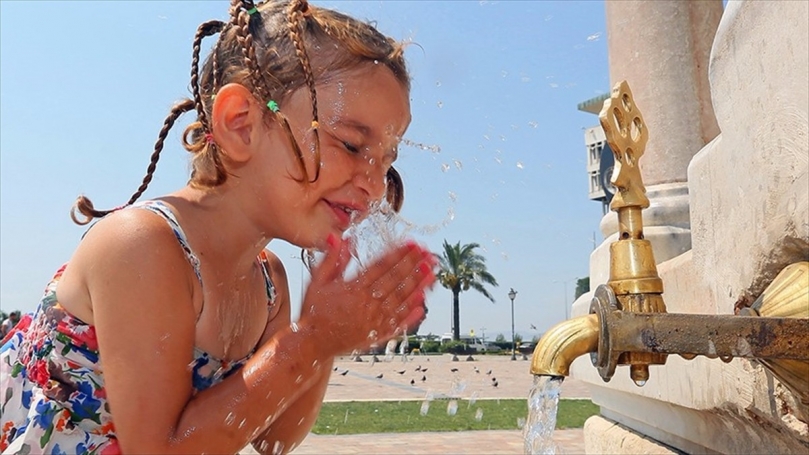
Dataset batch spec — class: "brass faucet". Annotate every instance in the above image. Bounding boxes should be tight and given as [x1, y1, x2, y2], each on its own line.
[530, 81, 809, 406]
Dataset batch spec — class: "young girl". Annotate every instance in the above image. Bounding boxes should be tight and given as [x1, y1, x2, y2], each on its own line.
[0, 0, 435, 453]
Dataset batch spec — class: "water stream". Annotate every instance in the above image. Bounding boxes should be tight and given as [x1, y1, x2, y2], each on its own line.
[522, 375, 564, 455]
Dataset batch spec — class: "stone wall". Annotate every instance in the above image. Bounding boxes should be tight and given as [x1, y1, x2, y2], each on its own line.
[571, 1, 809, 453]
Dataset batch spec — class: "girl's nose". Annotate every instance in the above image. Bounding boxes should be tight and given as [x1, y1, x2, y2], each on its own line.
[353, 158, 387, 201]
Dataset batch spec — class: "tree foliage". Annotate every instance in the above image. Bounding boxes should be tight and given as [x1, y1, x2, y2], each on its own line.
[436, 240, 498, 341]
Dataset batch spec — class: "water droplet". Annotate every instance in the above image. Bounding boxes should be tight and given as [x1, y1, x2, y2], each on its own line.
[225, 412, 236, 426]
[453, 159, 463, 170]
[528, 121, 539, 129]
[259, 441, 269, 452]
[516, 162, 524, 169]
[373, 59, 379, 65]
[475, 408, 484, 421]
[435, 80, 442, 87]
[494, 157, 502, 164]
[369, 158, 375, 165]
[446, 400, 458, 416]
[633, 379, 647, 387]
[483, 134, 490, 141]
[587, 32, 602, 41]
[441, 163, 450, 172]
[521, 76, 530, 83]
[272, 441, 284, 455]
[517, 417, 526, 429]
[344, 409, 350, 423]
[448, 191, 457, 202]
[436, 101, 443, 108]
[295, 375, 303, 384]
[501, 70, 508, 78]
[372, 290, 384, 299]
[549, 83, 559, 88]
[420, 400, 430, 416]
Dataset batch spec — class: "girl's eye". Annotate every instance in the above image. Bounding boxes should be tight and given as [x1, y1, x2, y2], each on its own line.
[342, 141, 359, 153]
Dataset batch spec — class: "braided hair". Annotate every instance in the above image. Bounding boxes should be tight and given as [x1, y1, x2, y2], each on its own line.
[72, 0, 410, 225]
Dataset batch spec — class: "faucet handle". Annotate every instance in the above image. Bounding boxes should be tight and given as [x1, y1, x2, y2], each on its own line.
[599, 80, 650, 210]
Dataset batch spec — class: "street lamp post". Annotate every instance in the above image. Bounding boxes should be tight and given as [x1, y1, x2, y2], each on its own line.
[508, 288, 517, 360]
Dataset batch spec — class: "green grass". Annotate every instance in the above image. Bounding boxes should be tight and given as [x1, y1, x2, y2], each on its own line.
[312, 399, 598, 435]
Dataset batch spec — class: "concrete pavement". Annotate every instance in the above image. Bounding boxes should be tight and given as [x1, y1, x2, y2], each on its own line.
[244, 354, 592, 454]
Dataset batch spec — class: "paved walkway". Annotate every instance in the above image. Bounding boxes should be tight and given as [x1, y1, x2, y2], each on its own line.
[245, 354, 592, 454]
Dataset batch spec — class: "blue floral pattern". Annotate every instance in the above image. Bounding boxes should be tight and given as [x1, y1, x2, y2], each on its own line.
[0, 201, 277, 454]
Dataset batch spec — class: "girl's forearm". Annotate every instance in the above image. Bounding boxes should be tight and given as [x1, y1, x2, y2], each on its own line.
[250, 356, 334, 454]
[150, 325, 328, 454]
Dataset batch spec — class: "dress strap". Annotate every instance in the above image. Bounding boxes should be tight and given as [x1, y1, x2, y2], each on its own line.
[128, 201, 204, 289]
[257, 250, 278, 308]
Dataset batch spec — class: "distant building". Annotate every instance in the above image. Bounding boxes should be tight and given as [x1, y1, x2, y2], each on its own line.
[578, 93, 614, 215]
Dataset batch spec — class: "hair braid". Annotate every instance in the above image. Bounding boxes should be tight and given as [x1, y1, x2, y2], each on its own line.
[231, 0, 271, 102]
[386, 166, 404, 212]
[191, 20, 225, 132]
[71, 100, 195, 225]
[287, 0, 321, 182]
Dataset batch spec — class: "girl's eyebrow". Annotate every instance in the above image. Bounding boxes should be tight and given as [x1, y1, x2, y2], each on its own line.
[333, 119, 370, 137]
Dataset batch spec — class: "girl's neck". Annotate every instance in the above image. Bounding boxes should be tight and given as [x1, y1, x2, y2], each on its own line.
[160, 186, 272, 274]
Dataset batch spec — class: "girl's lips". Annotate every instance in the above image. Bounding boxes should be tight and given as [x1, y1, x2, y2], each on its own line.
[325, 200, 358, 230]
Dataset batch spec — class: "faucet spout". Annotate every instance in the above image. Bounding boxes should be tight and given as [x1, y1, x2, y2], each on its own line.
[530, 314, 600, 377]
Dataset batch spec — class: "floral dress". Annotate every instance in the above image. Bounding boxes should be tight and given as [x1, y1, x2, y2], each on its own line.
[0, 201, 277, 454]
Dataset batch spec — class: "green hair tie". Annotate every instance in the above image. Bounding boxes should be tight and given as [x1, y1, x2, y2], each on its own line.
[267, 100, 280, 112]
[247, 7, 258, 15]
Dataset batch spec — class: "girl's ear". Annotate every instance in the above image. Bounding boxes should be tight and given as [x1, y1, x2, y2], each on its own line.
[210, 83, 262, 163]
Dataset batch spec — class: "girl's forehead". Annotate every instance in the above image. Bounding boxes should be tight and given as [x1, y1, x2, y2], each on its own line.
[317, 67, 411, 138]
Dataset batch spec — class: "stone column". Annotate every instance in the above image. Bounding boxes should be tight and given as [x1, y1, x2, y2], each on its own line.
[584, 0, 724, 289]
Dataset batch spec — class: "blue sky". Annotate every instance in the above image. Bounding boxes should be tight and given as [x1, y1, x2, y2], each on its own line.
[0, 1, 608, 341]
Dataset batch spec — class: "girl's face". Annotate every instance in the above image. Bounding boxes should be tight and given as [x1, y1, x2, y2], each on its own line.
[247, 64, 411, 249]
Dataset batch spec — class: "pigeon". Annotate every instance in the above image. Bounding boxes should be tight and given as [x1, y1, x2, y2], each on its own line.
[415, 365, 422, 372]
[486, 370, 492, 375]
[493, 381, 499, 387]
[340, 370, 349, 376]
[396, 370, 406, 375]
[375, 373, 384, 379]
[473, 367, 480, 373]
[421, 375, 427, 382]
[421, 368, 428, 373]
[410, 379, 415, 386]
[450, 368, 459, 373]
[491, 377, 497, 382]
[333, 366, 338, 371]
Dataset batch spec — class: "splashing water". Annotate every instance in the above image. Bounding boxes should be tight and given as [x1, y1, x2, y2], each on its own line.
[344, 200, 455, 268]
[401, 138, 441, 154]
[523, 375, 563, 455]
[420, 400, 431, 416]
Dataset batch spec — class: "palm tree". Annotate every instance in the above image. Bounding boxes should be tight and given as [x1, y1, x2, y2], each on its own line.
[436, 240, 499, 341]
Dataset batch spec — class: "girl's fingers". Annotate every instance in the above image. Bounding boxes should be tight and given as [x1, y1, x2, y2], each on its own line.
[358, 241, 424, 289]
[312, 234, 349, 283]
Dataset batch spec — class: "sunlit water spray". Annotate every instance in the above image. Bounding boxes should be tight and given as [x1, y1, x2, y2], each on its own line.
[523, 375, 564, 455]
